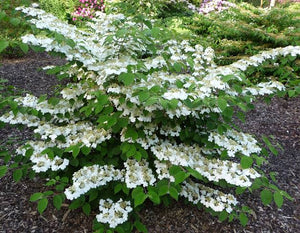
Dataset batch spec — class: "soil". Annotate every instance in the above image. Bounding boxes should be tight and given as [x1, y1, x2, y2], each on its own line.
[0, 52, 299, 233]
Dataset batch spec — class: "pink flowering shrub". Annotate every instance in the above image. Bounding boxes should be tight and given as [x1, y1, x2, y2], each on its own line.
[72, 0, 105, 21]
[199, 0, 236, 14]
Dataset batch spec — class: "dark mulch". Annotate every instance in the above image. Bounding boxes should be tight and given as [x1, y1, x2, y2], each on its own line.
[0, 52, 299, 233]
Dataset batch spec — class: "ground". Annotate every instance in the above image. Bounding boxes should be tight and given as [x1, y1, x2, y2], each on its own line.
[0, 52, 299, 233]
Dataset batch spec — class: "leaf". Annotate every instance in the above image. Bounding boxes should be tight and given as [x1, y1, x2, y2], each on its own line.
[134, 220, 148, 233]
[173, 62, 182, 72]
[69, 196, 84, 210]
[0, 40, 9, 53]
[9, 17, 20, 26]
[174, 171, 189, 185]
[134, 192, 147, 207]
[89, 189, 99, 202]
[151, 27, 160, 38]
[262, 136, 278, 156]
[260, 189, 273, 206]
[37, 198, 48, 214]
[82, 203, 91, 215]
[114, 183, 123, 194]
[217, 98, 227, 111]
[65, 145, 81, 158]
[169, 165, 181, 175]
[148, 190, 160, 204]
[239, 213, 248, 226]
[240, 156, 253, 169]
[169, 186, 178, 201]
[81, 146, 91, 156]
[19, 43, 29, 53]
[138, 90, 150, 102]
[0, 11, 6, 20]
[0, 165, 8, 178]
[274, 191, 283, 208]
[132, 187, 143, 198]
[53, 195, 63, 210]
[158, 184, 169, 196]
[13, 169, 22, 182]
[218, 211, 228, 222]
[30, 192, 43, 202]
[125, 127, 138, 140]
[118, 73, 135, 85]
[187, 168, 203, 180]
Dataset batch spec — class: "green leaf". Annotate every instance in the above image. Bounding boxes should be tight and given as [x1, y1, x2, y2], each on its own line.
[169, 186, 178, 201]
[0, 11, 6, 20]
[9, 17, 20, 26]
[0, 40, 9, 53]
[89, 189, 98, 202]
[37, 198, 48, 214]
[158, 184, 169, 196]
[288, 90, 296, 97]
[81, 146, 91, 156]
[13, 169, 22, 182]
[30, 192, 43, 202]
[114, 183, 123, 194]
[53, 195, 63, 210]
[125, 127, 138, 140]
[239, 213, 248, 226]
[148, 190, 160, 204]
[174, 171, 189, 185]
[69, 196, 84, 210]
[260, 189, 273, 206]
[240, 156, 253, 169]
[19, 43, 29, 53]
[65, 145, 81, 158]
[82, 203, 91, 216]
[138, 90, 150, 102]
[0, 165, 8, 178]
[134, 220, 148, 233]
[118, 73, 135, 85]
[235, 187, 246, 195]
[187, 168, 203, 180]
[217, 98, 227, 111]
[132, 186, 143, 198]
[151, 27, 160, 38]
[274, 191, 283, 208]
[218, 211, 228, 222]
[134, 192, 147, 207]
[262, 136, 278, 156]
[173, 62, 182, 72]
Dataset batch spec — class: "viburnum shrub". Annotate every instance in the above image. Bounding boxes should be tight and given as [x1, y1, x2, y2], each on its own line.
[0, 4, 299, 232]
[72, 0, 105, 21]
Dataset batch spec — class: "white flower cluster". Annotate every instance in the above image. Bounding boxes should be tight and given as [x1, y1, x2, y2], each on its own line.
[65, 165, 123, 200]
[160, 124, 181, 137]
[208, 129, 261, 157]
[0, 111, 40, 127]
[231, 46, 300, 71]
[180, 180, 238, 213]
[151, 140, 260, 187]
[124, 159, 156, 188]
[17, 6, 146, 77]
[16, 141, 69, 173]
[154, 160, 175, 182]
[33, 122, 111, 148]
[242, 81, 285, 96]
[14, 94, 84, 115]
[96, 198, 133, 228]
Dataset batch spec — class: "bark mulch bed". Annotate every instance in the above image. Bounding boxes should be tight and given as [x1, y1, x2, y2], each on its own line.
[0, 52, 299, 233]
